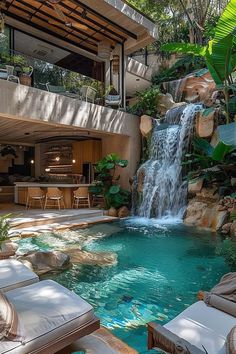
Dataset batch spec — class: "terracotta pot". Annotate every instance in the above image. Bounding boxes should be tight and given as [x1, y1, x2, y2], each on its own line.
[19, 74, 32, 86]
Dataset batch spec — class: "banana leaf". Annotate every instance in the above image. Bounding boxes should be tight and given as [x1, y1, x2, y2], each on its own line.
[160, 43, 206, 56]
[212, 123, 236, 161]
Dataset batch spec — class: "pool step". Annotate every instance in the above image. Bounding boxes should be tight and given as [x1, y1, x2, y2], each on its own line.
[10, 209, 104, 230]
[10, 215, 118, 238]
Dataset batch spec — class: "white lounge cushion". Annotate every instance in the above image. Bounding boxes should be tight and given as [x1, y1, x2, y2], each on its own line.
[165, 301, 236, 354]
[0, 280, 95, 354]
[0, 259, 39, 293]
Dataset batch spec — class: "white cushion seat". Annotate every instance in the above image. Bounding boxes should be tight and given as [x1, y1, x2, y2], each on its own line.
[1, 280, 95, 354]
[165, 301, 236, 354]
[0, 259, 39, 293]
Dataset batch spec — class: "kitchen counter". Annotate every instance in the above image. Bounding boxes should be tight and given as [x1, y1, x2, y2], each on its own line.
[14, 182, 91, 208]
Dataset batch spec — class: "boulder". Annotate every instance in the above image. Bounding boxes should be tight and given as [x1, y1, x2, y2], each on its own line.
[183, 71, 216, 103]
[184, 201, 208, 226]
[157, 93, 186, 115]
[1, 240, 18, 253]
[215, 211, 229, 231]
[221, 223, 232, 234]
[21, 251, 71, 275]
[64, 248, 117, 266]
[196, 187, 219, 203]
[118, 206, 130, 218]
[184, 199, 229, 231]
[140, 115, 152, 138]
[195, 109, 216, 138]
[162, 71, 216, 104]
[188, 178, 204, 195]
[107, 207, 118, 217]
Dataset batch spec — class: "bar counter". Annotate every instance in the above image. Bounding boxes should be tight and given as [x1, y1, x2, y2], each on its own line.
[14, 182, 91, 208]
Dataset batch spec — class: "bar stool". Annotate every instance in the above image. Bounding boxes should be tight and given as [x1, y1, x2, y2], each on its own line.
[44, 187, 65, 210]
[26, 187, 45, 209]
[72, 187, 90, 208]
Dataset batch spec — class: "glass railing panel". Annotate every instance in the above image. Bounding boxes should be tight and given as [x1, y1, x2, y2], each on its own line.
[0, 49, 105, 103]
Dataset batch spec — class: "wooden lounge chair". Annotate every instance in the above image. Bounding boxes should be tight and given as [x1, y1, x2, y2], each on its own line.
[1, 280, 100, 353]
[148, 300, 236, 354]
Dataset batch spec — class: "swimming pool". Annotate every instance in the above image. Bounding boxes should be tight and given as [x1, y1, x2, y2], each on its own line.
[18, 218, 229, 353]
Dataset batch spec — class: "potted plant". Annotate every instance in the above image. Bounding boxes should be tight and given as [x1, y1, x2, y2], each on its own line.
[0, 145, 18, 159]
[19, 65, 33, 86]
[0, 214, 16, 259]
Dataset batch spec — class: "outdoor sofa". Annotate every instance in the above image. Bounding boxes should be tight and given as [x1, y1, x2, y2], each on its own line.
[0, 260, 99, 353]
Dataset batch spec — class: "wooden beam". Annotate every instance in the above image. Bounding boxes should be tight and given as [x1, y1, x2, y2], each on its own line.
[10, 0, 98, 47]
[3, 9, 98, 55]
[70, 0, 137, 40]
[61, 0, 125, 42]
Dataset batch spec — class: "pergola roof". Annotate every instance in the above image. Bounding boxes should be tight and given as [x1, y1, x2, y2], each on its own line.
[1, 0, 158, 56]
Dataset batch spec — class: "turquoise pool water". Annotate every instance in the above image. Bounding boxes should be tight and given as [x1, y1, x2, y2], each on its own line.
[18, 218, 229, 353]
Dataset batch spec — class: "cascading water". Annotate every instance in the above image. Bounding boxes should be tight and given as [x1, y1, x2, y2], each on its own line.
[133, 104, 202, 219]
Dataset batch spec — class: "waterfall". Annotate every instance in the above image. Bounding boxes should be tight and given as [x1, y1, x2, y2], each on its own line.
[133, 104, 202, 219]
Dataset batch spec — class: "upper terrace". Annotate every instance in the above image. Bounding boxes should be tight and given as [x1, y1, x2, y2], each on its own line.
[0, 0, 158, 106]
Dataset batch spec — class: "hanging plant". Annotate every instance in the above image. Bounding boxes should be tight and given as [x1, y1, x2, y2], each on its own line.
[0, 145, 18, 158]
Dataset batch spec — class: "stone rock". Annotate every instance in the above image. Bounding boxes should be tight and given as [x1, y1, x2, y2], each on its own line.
[196, 187, 219, 202]
[184, 199, 229, 231]
[204, 91, 219, 107]
[64, 248, 117, 266]
[188, 178, 204, 195]
[195, 109, 216, 138]
[210, 130, 219, 148]
[157, 93, 186, 116]
[1, 240, 18, 253]
[140, 115, 153, 138]
[230, 221, 236, 238]
[117, 206, 130, 218]
[21, 251, 71, 275]
[221, 222, 232, 234]
[217, 205, 228, 211]
[183, 71, 216, 103]
[107, 207, 118, 217]
[184, 201, 208, 226]
[162, 71, 216, 104]
[215, 211, 229, 231]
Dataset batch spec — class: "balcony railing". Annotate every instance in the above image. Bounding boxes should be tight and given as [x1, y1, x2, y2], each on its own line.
[0, 49, 105, 104]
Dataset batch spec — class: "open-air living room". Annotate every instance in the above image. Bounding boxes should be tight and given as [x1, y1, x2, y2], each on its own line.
[1, 0, 236, 353]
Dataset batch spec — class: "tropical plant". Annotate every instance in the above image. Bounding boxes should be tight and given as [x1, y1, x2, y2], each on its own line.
[89, 154, 131, 209]
[152, 54, 205, 85]
[0, 214, 11, 249]
[129, 85, 160, 117]
[161, 0, 236, 123]
[183, 123, 236, 183]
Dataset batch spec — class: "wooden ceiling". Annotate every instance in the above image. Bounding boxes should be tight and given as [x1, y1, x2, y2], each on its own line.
[0, 115, 103, 144]
[1, 0, 138, 55]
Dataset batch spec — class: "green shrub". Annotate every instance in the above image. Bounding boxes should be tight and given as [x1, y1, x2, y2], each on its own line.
[217, 239, 236, 270]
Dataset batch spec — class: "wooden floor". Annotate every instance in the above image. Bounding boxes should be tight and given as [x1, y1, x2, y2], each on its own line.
[57, 327, 138, 354]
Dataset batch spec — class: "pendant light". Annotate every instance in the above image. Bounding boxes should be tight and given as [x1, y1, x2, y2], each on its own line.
[112, 54, 120, 75]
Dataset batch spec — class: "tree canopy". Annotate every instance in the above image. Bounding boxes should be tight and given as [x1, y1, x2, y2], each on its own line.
[126, 0, 228, 45]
